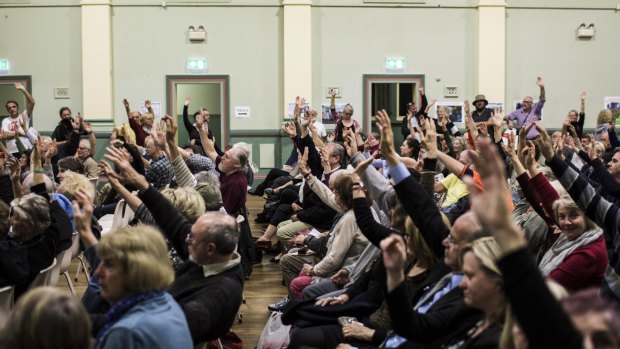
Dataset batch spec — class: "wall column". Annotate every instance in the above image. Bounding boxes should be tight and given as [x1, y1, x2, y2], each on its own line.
[477, 0, 506, 104]
[81, 0, 113, 122]
[283, 0, 312, 113]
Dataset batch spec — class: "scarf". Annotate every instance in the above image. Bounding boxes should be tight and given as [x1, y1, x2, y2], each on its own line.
[539, 227, 602, 276]
[94, 290, 164, 349]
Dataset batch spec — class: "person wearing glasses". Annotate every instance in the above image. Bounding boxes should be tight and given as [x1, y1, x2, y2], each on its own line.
[507, 76, 546, 138]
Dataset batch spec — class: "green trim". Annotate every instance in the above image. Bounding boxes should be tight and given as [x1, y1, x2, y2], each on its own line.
[229, 129, 282, 137]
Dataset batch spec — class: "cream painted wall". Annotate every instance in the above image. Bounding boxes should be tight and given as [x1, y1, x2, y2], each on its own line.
[506, 8, 620, 128]
[311, 6, 478, 125]
[111, 6, 282, 131]
[0, 7, 82, 131]
[1, 0, 619, 136]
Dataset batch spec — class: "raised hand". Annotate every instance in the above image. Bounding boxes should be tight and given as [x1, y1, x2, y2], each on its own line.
[344, 132, 358, 158]
[122, 98, 130, 110]
[103, 146, 147, 189]
[464, 138, 525, 252]
[418, 86, 424, 95]
[533, 123, 554, 160]
[296, 96, 306, 109]
[151, 126, 166, 149]
[381, 234, 406, 273]
[45, 140, 58, 160]
[463, 100, 470, 115]
[376, 109, 398, 166]
[421, 117, 437, 158]
[536, 76, 544, 87]
[281, 121, 297, 138]
[353, 156, 374, 178]
[490, 107, 505, 128]
[7, 157, 20, 183]
[162, 115, 178, 142]
[145, 100, 152, 109]
[184, 97, 191, 106]
[298, 147, 311, 176]
[83, 120, 93, 134]
[14, 82, 25, 91]
[72, 188, 94, 234]
[580, 91, 587, 101]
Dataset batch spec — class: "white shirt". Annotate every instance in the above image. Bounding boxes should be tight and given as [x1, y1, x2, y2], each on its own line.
[1, 110, 32, 153]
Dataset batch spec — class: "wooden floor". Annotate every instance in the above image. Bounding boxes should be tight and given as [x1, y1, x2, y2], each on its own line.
[56, 194, 287, 349]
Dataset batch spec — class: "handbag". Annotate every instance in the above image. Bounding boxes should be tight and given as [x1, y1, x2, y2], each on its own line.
[257, 311, 291, 349]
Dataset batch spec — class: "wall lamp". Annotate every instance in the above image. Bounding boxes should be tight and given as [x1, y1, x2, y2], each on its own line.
[577, 23, 595, 39]
[188, 25, 206, 42]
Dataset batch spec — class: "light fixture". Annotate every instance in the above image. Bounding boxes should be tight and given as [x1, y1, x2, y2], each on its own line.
[577, 23, 595, 39]
[188, 25, 206, 42]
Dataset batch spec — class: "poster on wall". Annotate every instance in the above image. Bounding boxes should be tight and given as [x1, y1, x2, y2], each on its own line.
[322, 103, 347, 124]
[286, 102, 310, 119]
[139, 101, 161, 118]
[435, 102, 464, 123]
[604, 97, 620, 123]
[235, 106, 251, 118]
[486, 102, 504, 114]
[513, 100, 543, 121]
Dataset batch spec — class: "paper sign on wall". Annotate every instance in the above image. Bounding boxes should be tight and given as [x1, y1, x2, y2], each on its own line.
[235, 106, 251, 118]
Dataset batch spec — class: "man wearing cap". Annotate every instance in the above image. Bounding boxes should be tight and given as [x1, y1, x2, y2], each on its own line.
[472, 94, 492, 124]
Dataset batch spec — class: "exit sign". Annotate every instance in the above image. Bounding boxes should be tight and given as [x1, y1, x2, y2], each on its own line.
[385, 57, 405, 73]
[186, 58, 207, 73]
[0, 60, 9, 74]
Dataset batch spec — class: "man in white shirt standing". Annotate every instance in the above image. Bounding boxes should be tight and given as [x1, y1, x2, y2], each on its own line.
[2, 83, 35, 156]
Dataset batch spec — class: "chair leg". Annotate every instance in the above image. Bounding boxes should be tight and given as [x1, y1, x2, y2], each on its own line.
[63, 271, 77, 297]
[75, 254, 91, 282]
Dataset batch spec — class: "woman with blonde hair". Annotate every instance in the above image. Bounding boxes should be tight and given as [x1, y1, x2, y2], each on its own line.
[0, 287, 91, 349]
[92, 225, 192, 349]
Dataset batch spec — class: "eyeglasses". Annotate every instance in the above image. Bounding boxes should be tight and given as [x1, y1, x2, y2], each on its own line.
[447, 234, 459, 245]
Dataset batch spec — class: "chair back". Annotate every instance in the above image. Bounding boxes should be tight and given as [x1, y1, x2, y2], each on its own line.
[28, 258, 57, 290]
[0, 286, 15, 329]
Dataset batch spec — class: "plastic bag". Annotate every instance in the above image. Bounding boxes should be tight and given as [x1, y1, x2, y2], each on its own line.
[257, 311, 291, 349]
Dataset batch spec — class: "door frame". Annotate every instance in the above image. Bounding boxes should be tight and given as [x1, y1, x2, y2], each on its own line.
[165, 75, 230, 145]
[362, 74, 425, 131]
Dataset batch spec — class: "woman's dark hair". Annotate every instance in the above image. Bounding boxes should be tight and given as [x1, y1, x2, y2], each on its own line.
[404, 137, 421, 159]
[58, 157, 84, 174]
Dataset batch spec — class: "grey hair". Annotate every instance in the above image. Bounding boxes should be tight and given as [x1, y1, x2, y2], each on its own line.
[202, 212, 239, 254]
[10, 193, 51, 238]
[194, 171, 221, 189]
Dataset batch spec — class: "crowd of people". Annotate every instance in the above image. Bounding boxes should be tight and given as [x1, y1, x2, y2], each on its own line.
[0, 74, 619, 349]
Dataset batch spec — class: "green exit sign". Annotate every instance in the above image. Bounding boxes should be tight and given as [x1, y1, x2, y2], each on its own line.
[0, 60, 9, 73]
[186, 58, 207, 73]
[385, 57, 404, 73]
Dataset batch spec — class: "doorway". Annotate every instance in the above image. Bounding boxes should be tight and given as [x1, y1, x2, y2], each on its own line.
[0, 76, 32, 124]
[363, 74, 424, 147]
[165, 75, 229, 148]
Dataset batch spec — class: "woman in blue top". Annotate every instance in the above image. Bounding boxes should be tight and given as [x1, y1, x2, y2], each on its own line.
[93, 225, 193, 349]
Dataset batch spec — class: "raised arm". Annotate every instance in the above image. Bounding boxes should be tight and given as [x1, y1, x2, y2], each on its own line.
[196, 113, 217, 162]
[537, 76, 545, 101]
[466, 137, 582, 349]
[182, 97, 194, 135]
[377, 109, 448, 258]
[15, 83, 35, 119]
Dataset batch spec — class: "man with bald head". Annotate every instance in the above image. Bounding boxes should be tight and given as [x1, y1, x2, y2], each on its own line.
[101, 147, 244, 344]
[508, 76, 546, 138]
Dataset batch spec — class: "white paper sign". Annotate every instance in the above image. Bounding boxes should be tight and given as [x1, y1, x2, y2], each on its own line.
[235, 106, 251, 118]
